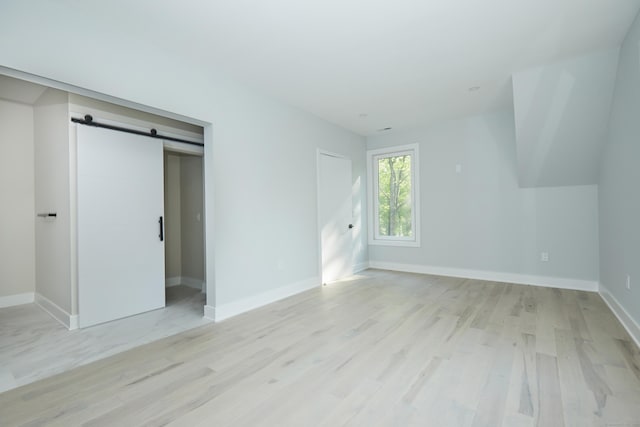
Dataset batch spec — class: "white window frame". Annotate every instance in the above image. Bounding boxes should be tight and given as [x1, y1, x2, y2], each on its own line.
[367, 143, 420, 247]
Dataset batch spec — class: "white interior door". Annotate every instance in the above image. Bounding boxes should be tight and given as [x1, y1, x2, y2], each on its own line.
[319, 153, 353, 283]
[77, 125, 165, 328]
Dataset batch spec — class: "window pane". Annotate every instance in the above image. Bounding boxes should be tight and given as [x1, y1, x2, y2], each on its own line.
[377, 154, 412, 237]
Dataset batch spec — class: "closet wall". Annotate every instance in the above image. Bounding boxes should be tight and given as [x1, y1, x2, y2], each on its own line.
[164, 154, 182, 280]
[180, 156, 204, 285]
[164, 153, 205, 290]
[0, 99, 35, 303]
[34, 89, 73, 318]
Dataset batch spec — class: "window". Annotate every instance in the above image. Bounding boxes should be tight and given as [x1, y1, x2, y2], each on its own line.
[367, 144, 420, 247]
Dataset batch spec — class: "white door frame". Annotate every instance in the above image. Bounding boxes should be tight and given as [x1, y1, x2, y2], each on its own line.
[316, 149, 353, 284]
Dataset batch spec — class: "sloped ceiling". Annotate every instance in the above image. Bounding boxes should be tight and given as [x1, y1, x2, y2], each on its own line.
[512, 49, 620, 187]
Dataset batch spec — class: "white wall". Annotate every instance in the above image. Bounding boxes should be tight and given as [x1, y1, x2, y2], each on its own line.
[34, 89, 72, 314]
[367, 111, 599, 286]
[211, 95, 368, 307]
[599, 12, 640, 328]
[0, 99, 35, 301]
[0, 3, 367, 317]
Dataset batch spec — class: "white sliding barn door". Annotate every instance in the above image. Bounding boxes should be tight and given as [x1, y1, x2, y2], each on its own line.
[77, 125, 165, 328]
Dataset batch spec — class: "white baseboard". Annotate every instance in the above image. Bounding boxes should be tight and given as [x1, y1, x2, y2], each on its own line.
[214, 276, 320, 322]
[182, 276, 206, 292]
[368, 261, 599, 292]
[353, 262, 370, 274]
[599, 284, 640, 349]
[35, 293, 78, 330]
[0, 292, 34, 308]
[166, 276, 206, 292]
[69, 314, 79, 330]
[204, 304, 215, 320]
[165, 277, 182, 287]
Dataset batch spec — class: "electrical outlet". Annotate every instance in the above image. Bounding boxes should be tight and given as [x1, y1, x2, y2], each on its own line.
[455, 164, 462, 174]
[627, 274, 631, 290]
[540, 252, 549, 262]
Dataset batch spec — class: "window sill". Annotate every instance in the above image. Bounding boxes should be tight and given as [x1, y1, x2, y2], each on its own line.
[368, 239, 421, 248]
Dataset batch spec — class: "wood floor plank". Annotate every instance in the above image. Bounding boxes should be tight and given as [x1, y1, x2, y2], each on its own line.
[554, 328, 599, 427]
[469, 313, 517, 426]
[536, 352, 565, 427]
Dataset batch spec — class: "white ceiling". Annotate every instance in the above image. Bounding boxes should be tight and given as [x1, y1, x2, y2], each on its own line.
[3, 1, 640, 135]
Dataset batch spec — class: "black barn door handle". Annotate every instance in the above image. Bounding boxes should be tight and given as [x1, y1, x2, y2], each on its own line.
[159, 216, 164, 241]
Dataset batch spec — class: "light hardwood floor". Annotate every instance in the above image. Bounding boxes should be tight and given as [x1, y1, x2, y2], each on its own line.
[1, 270, 639, 426]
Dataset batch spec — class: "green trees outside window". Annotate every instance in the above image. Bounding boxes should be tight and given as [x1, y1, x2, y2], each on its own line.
[377, 154, 412, 237]
[368, 143, 419, 247]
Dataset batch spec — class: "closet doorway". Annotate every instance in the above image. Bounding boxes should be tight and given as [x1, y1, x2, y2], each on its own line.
[163, 150, 205, 314]
[76, 122, 206, 328]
